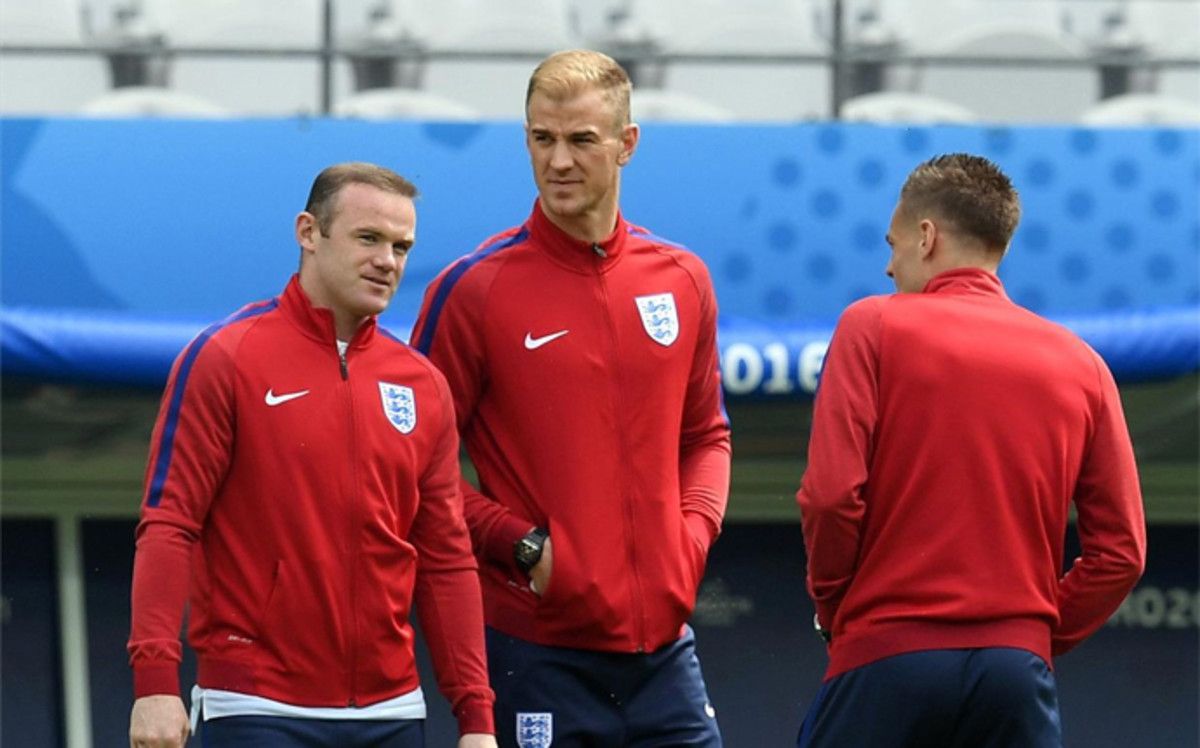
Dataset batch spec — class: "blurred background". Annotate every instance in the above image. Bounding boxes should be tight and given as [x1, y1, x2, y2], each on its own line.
[1, 1, 1197, 746]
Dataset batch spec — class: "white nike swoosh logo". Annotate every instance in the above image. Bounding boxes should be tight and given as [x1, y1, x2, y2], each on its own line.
[264, 388, 310, 406]
[524, 330, 569, 350]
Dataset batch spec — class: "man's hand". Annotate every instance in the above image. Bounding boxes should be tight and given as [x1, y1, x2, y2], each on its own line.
[130, 694, 189, 748]
[529, 536, 554, 596]
[458, 733, 498, 748]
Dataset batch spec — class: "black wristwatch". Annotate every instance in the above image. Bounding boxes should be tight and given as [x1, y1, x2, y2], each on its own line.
[514, 527, 549, 574]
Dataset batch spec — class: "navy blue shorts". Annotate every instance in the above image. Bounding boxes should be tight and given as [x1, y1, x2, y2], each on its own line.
[797, 647, 1061, 748]
[487, 625, 722, 748]
[199, 714, 423, 747]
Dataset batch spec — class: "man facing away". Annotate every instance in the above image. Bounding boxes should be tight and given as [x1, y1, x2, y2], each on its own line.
[128, 162, 496, 748]
[411, 50, 732, 747]
[796, 153, 1146, 747]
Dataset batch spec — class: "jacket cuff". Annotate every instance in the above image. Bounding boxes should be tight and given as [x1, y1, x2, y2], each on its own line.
[456, 696, 497, 736]
[485, 515, 539, 572]
[133, 663, 180, 698]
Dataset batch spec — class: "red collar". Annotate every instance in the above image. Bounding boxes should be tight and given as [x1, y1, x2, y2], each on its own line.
[922, 268, 1009, 299]
[279, 275, 377, 347]
[527, 199, 629, 273]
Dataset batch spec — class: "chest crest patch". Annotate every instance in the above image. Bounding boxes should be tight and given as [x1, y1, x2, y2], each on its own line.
[378, 382, 417, 434]
[635, 292, 679, 347]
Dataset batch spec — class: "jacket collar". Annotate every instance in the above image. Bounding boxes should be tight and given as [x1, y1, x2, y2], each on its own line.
[922, 267, 1009, 300]
[528, 199, 629, 273]
[279, 274, 377, 348]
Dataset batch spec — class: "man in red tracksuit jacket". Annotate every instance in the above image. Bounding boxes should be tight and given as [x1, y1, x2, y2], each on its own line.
[412, 50, 731, 747]
[127, 163, 496, 748]
[796, 153, 1146, 747]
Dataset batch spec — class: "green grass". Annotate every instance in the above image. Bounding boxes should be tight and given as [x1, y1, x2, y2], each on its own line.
[3, 451, 1192, 524]
[726, 456, 1197, 524]
[2, 380, 1194, 524]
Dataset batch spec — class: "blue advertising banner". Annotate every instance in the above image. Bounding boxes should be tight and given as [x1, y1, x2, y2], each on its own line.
[2, 118, 1198, 394]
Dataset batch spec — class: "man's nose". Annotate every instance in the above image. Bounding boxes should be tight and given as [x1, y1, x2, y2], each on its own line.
[373, 248, 398, 271]
[549, 141, 573, 170]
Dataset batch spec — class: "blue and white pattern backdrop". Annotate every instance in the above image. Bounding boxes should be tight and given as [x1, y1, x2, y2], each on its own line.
[2, 118, 1197, 391]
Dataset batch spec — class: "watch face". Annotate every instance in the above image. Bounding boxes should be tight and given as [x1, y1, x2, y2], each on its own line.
[515, 537, 542, 571]
[517, 539, 539, 563]
[515, 529, 548, 572]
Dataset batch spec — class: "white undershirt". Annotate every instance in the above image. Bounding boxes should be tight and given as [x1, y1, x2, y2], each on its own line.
[190, 685, 426, 727]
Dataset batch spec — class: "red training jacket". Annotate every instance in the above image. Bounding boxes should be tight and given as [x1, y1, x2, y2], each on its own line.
[413, 201, 732, 653]
[127, 277, 494, 734]
[798, 269, 1146, 680]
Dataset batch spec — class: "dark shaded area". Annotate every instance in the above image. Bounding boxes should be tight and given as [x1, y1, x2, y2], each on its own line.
[1, 519, 64, 748]
[82, 519, 197, 748]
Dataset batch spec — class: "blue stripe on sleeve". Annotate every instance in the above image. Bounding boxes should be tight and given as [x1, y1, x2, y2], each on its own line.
[145, 300, 277, 508]
[627, 225, 688, 250]
[715, 350, 732, 428]
[414, 229, 528, 355]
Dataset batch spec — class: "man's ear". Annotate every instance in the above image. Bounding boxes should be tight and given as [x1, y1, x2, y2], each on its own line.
[918, 218, 939, 260]
[617, 122, 640, 166]
[295, 211, 318, 253]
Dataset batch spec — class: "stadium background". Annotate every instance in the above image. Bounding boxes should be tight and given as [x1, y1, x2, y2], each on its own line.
[1, 1, 1197, 746]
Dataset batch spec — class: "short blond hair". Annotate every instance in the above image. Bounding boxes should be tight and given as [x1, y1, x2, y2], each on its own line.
[525, 49, 632, 133]
[899, 153, 1021, 253]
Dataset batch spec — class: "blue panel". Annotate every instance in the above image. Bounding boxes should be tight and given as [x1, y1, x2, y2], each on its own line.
[1, 117, 1197, 394]
[3, 118, 1197, 322]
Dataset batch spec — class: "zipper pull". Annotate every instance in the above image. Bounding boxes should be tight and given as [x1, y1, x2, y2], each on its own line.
[593, 242, 607, 258]
[339, 349, 348, 380]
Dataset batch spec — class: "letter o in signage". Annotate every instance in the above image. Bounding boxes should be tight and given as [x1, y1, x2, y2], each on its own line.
[1134, 587, 1166, 627]
[722, 343, 764, 395]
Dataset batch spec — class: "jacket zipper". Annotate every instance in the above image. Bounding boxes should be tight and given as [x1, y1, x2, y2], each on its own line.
[592, 243, 647, 651]
[339, 343, 361, 704]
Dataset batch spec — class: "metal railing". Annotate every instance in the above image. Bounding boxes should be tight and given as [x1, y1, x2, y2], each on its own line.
[1, 0, 1197, 117]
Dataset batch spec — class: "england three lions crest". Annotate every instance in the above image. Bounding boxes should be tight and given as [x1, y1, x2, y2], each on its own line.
[378, 382, 416, 434]
[516, 713, 553, 748]
[635, 292, 679, 347]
